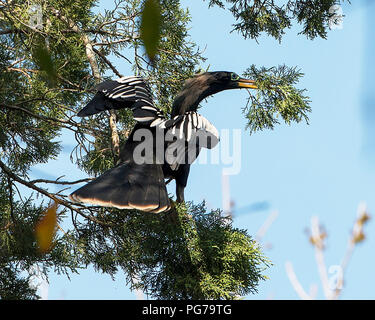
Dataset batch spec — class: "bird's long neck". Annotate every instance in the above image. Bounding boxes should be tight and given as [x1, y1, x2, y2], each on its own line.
[171, 90, 204, 117]
[171, 75, 212, 117]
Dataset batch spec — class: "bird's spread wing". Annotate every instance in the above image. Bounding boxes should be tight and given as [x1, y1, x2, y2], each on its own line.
[77, 76, 164, 124]
[77, 77, 219, 169]
[78, 76, 219, 146]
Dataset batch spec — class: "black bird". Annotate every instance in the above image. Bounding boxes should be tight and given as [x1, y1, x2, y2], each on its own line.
[69, 71, 257, 213]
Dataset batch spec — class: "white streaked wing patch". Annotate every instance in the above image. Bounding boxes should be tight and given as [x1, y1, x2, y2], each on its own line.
[118, 93, 137, 99]
[186, 117, 192, 141]
[109, 91, 134, 99]
[129, 80, 144, 86]
[135, 85, 150, 93]
[94, 76, 167, 125]
[116, 76, 140, 84]
[163, 111, 219, 146]
[134, 116, 156, 122]
[141, 105, 159, 112]
[150, 118, 164, 127]
[139, 98, 153, 105]
[179, 118, 185, 139]
[193, 113, 198, 127]
[111, 86, 135, 95]
[197, 113, 203, 128]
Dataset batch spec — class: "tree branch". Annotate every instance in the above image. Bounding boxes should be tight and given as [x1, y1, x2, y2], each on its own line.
[50, 7, 121, 161]
[1, 102, 102, 135]
[92, 38, 136, 47]
[285, 261, 313, 300]
[310, 216, 332, 299]
[92, 47, 123, 78]
[0, 159, 110, 226]
[0, 28, 16, 35]
[29, 177, 93, 185]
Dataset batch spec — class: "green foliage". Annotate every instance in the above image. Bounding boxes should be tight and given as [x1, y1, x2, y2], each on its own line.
[207, 0, 349, 41]
[0, 187, 82, 299]
[0, 0, 96, 299]
[242, 65, 311, 134]
[0, 265, 38, 300]
[0, 0, 90, 176]
[141, 0, 206, 115]
[73, 202, 269, 299]
[77, 0, 205, 177]
[0, 0, 269, 300]
[2, 0, 346, 301]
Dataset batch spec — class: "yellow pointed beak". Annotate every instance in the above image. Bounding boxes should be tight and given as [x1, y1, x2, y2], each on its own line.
[237, 78, 258, 89]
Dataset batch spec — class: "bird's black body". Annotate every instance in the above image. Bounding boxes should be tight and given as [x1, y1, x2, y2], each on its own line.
[69, 71, 257, 212]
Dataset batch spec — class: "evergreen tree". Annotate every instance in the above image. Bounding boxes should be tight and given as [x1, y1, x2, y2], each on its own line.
[0, 0, 346, 299]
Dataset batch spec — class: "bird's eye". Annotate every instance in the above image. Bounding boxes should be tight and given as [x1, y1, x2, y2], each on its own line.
[230, 73, 240, 81]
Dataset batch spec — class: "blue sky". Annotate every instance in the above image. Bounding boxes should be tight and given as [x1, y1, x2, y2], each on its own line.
[31, 0, 375, 299]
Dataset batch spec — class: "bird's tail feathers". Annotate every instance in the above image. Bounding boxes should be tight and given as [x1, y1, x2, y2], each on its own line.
[69, 162, 171, 213]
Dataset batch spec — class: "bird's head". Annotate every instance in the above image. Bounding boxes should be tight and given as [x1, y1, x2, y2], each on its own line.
[172, 71, 257, 116]
[202, 71, 258, 91]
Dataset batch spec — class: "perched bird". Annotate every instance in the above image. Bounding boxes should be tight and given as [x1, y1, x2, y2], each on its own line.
[69, 71, 257, 213]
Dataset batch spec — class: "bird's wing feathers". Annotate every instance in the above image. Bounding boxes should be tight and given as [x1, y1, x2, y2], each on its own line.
[98, 76, 153, 106]
[78, 76, 219, 171]
[77, 76, 164, 124]
[69, 161, 170, 213]
[78, 77, 219, 143]
[153, 111, 219, 147]
[157, 111, 220, 170]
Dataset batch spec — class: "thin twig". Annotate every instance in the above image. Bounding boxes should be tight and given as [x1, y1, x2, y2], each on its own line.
[310, 216, 332, 299]
[285, 261, 312, 300]
[256, 210, 278, 242]
[7, 177, 16, 223]
[92, 47, 123, 78]
[0, 159, 110, 226]
[50, 7, 121, 161]
[29, 177, 93, 185]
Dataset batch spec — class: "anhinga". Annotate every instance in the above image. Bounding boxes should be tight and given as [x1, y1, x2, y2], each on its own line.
[69, 71, 257, 213]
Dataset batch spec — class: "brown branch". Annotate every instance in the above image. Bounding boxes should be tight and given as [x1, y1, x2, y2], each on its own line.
[0, 221, 14, 232]
[6, 66, 34, 80]
[7, 176, 16, 223]
[50, 7, 121, 162]
[0, 28, 16, 35]
[92, 38, 136, 47]
[1, 102, 101, 135]
[2, 103, 70, 124]
[61, 29, 127, 37]
[0, 160, 58, 203]
[92, 47, 123, 78]
[6, 57, 26, 68]
[0, 159, 110, 226]
[108, 111, 120, 160]
[113, 50, 133, 65]
[29, 177, 93, 185]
